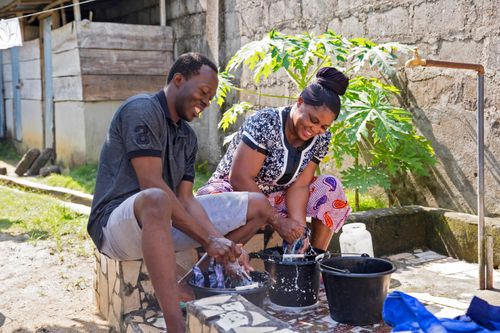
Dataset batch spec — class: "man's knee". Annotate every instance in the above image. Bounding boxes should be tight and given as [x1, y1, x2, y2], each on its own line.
[247, 192, 274, 221]
[135, 188, 172, 226]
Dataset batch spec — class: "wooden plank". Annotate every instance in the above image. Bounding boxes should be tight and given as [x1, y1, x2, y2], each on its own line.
[52, 48, 81, 77]
[51, 21, 77, 54]
[0, 51, 4, 138]
[3, 49, 11, 64]
[53, 75, 83, 101]
[80, 49, 173, 76]
[160, 0, 166, 26]
[18, 39, 40, 61]
[76, 22, 174, 51]
[20, 79, 42, 100]
[82, 74, 166, 101]
[3, 63, 12, 82]
[11, 47, 22, 141]
[4, 80, 12, 98]
[43, 15, 55, 149]
[19, 59, 41, 80]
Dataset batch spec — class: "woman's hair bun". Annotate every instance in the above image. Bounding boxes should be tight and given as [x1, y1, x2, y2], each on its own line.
[316, 67, 349, 96]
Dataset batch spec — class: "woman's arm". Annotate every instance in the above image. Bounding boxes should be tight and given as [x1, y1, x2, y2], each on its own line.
[229, 141, 266, 192]
[285, 161, 317, 225]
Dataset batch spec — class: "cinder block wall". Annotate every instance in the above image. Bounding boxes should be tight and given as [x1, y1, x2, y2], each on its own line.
[330, 206, 500, 267]
[165, 0, 499, 216]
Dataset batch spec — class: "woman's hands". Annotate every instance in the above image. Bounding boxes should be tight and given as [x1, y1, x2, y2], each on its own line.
[274, 216, 306, 243]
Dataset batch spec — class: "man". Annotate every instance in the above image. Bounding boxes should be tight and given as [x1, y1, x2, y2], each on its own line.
[87, 53, 295, 333]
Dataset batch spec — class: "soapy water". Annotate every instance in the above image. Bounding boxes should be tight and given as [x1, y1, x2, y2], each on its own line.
[192, 259, 261, 290]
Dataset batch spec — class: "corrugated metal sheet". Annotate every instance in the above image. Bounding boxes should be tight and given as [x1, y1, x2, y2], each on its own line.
[0, 0, 54, 19]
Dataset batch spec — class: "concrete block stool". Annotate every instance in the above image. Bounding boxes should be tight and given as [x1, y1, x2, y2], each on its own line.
[93, 233, 280, 332]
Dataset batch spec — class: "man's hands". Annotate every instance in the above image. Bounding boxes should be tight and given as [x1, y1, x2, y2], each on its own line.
[204, 239, 253, 276]
[205, 236, 242, 265]
[273, 216, 305, 243]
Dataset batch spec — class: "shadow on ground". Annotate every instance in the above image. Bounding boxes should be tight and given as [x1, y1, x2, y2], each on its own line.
[10, 318, 109, 333]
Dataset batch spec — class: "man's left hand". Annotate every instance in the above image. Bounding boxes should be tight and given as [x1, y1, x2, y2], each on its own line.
[205, 236, 241, 265]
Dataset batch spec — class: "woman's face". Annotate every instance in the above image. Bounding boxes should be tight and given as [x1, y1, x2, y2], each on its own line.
[291, 97, 336, 141]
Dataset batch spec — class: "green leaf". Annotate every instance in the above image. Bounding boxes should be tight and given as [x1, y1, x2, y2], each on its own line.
[218, 102, 254, 131]
[340, 165, 391, 192]
[215, 71, 235, 107]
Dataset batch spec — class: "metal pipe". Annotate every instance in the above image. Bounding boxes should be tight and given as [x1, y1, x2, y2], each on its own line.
[477, 73, 485, 290]
[405, 49, 489, 290]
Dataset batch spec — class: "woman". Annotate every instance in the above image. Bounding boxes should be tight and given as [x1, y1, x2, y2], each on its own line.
[198, 67, 352, 251]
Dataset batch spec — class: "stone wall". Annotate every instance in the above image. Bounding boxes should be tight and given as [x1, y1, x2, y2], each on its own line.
[205, 0, 499, 216]
[165, 0, 223, 167]
[27, 0, 495, 215]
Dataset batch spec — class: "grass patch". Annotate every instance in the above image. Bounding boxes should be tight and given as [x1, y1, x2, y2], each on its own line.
[0, 186, 90, 255]
[0, 139, 20, 165]
[32, 164, 97, 194]
[194, 169, 211, 192]
[194, 161, 213, 192]
[345, 189, 388, 212]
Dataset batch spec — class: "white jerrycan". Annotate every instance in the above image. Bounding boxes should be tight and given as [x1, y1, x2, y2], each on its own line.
[339, 223, 374, 257]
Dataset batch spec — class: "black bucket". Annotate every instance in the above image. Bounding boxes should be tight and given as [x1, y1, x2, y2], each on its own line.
[253, 247, 324, 307]
[188, 271, 269, 308]
[319, 255, 396, 325]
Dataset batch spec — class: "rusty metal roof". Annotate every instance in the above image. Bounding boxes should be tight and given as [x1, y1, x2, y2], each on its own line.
[0, 0, 60, 19]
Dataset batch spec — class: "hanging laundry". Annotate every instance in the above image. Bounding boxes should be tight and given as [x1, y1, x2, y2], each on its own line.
[0, 18, 23, 50]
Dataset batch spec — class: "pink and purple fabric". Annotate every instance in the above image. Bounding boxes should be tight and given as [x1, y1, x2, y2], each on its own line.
[197, 174, 351, 233]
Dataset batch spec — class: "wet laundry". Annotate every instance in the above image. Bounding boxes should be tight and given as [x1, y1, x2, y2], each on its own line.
[192, 258, 254, 289]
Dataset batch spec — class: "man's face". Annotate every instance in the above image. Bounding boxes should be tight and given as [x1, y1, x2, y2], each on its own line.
[174, 65, 219, 122]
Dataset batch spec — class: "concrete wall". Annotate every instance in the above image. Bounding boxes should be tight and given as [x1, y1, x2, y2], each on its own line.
[328, 206, 500, 266]
[165, 0, 222, 167]
[166, 0, 498, 216]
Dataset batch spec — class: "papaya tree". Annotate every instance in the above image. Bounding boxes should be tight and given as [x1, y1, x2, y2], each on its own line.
[215, 30, 436, 210]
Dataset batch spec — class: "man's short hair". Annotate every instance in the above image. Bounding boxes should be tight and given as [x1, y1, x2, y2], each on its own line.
[167, 52, 218, 83]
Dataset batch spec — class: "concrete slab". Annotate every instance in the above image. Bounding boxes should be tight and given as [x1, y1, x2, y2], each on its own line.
[265, 249, 499, 332]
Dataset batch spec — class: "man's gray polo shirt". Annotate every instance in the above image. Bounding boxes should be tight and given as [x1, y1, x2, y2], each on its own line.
[88, 90, 197, 250]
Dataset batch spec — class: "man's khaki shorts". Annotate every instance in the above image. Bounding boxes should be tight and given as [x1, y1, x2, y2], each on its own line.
[101, 191, 249, 261]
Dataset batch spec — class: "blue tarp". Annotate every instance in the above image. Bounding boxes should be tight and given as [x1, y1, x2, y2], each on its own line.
[383, 291, 500, 333]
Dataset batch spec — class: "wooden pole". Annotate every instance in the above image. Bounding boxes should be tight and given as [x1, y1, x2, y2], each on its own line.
[160, 0, 166, 26]
[60, 5, 67, 26]
[72, 0, 81, 22]
[486, 236, 493, 289]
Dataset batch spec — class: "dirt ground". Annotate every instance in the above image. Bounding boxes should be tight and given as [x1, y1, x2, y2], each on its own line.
[0, 232, 109, 333]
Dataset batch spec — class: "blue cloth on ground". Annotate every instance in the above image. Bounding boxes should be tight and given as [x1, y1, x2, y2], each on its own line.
[383, 291, 500, 333]
[466, 296, 500, 330]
